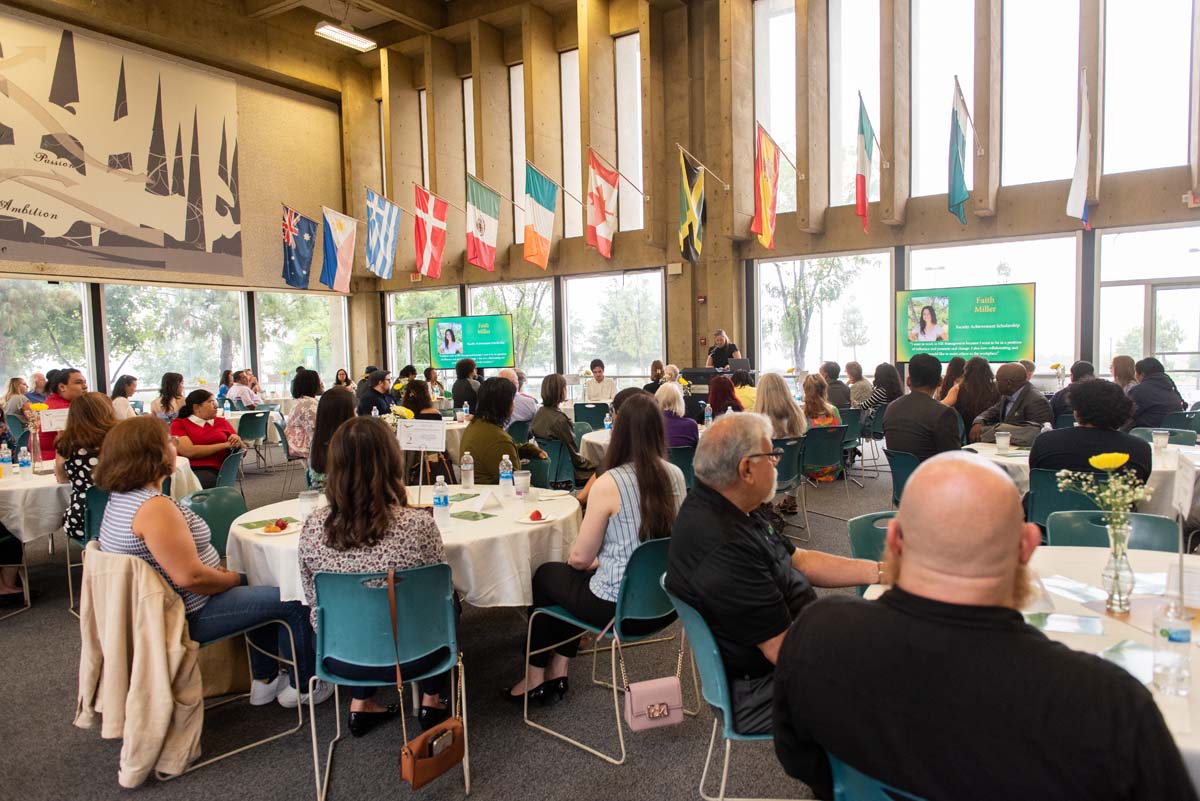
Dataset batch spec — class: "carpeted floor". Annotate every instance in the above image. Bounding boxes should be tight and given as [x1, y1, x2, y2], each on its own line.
[1, 455, 896, 801]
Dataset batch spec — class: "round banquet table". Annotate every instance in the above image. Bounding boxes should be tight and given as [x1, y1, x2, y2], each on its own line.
[580, 426, 705, 467]
[222, 410, 284, 444]
[225, 484, 581, 607]
[0, 456, 201, 543]
[441, 421, 468, 464]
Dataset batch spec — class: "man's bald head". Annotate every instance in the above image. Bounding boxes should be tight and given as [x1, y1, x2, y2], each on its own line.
[498, 368, 519, 387]
[994, 362, 1028, 395]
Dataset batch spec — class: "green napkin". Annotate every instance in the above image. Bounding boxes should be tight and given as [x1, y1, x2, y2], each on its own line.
[242, 517, 300, 529]
[448, 493, 479, 503]
[450, 511, 496, 521]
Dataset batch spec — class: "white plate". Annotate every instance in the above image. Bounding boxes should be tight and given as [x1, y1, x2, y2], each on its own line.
[535, 489, 571, 499]
[515, 512, 557, 524]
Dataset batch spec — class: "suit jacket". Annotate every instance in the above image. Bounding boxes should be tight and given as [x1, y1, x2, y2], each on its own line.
[882, 391, 962, 461]
[975, 384, 1053, 429]
[825, 379, 852, 409]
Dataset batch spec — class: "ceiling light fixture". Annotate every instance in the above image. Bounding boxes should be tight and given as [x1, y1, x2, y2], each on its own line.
[314, 21, 377, 53]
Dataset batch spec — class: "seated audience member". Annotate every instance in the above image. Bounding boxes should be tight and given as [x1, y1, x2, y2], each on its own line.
[299, 417, 450, 735]
[333, 368, 354, 389]
[643, 360, 666, 394]
[820, 362, 852, 409]
[25, 372, 47, 404]
[657, 382, 700, 449]
[755, 372, 808, 515]
[665, 363, 705, 423]
[771, 452, 1195, 801]
[950, 356, 1000, 432]
[55, 392, 116, 542]
[969, 362, 1053, 443]
[857, 362, 903, 414]
[665, 413, 878, 734]
[845, 361, 872, 408]
[1126, 357, 1187, 431]
[355, 365, 379, 402]
[459, 378, 546, 485]
[1049, 360, 1095, 419]
[423, 367, 445, 397]
[308, 387, 355, 492]
[216, 369, 234, 402]
[882, 354, 962, 461]
[507, 393, 686, 702]
[40, 368, 87, 456]
[732, 370, 758, 411]
[531, 374, 596, 484]
[452, 358, 480, 409]
[398, 380, 454, 483]
[5, 376, 31, 424]
[1031, 379, 1152, 482]
[356, 370, 392, 417]
[109, 375, 139, 421]
[150, 372, 185, 420]
[935, 356, 965, 403]
[391, 365, 417, 401]
[707, 374, 744, 418]
[401, 380, 443, 421]
[227, 369, 263, 410]
[1019, 359, 1036, 381]
[98, 417, 331, 709]
[284, 369, 322, 459]
[170, 390, 244, 489]
[500, 368, 538, 427]
[801, 375, 842, 481]
[1111, 355, 1136, 392]
[583, 359, 617, 403]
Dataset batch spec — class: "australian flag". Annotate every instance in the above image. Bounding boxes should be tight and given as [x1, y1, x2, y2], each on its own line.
[281, 206, 317, 289]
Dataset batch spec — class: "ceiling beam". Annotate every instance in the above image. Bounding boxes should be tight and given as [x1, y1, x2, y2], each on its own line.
[242, 0, 304, 19]
[245, 0, 443, 32]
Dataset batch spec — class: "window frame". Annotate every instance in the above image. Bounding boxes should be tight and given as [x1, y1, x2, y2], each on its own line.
[560, 267, 666, 378]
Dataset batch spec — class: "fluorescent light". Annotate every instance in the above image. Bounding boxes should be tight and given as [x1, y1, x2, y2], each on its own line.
[314, 22, 377, 53]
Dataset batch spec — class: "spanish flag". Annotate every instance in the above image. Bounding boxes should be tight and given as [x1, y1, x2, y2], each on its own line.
[750, 123, 779, 249]
[678, 149, 704, 263]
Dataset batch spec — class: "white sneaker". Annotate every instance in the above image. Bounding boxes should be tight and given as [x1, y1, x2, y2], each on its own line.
[277, 679, 335, 709]
[249, 673, 289, 706]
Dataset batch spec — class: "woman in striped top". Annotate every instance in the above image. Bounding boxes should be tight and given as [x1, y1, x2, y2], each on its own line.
[505, 393, 687, 704]
[95, 416, 330, 709]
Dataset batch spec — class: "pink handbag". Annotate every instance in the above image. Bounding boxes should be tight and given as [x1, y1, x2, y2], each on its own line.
[619, 631, 687, 732]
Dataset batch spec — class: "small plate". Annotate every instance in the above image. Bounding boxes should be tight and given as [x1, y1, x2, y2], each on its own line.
[536, 489, 571, 499]
[257, 527, 296, 537]
[515, 512, 557, 524]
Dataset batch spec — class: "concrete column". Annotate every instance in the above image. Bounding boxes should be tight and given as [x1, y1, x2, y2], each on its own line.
[523, 5, 564, 265]
[472, 20, 514, 269]
[338, 61, 381, 276]
[796, 0, 829, 233]
[579, 0, 617, 202]
[1079, 0, 1105, 203]
[972, 0, 1001, 217]
[347, 289, 383, 375]
[425, 35, 467, 272]
[640, 1, 668, 248]
[880, 0, 911, 225]
[382, 48, 423, 278]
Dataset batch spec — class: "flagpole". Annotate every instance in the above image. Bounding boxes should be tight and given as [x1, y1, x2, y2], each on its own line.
[857, 91, 882, 150]
[360, 184, 416, 218]
[468, 173, 525, 213]
[281, 202, 319, 222]
[526, 160, 586, 208]
[756, 122, 800, 177]
[590, 148, 649, 199]
[675, 143, 729, 190]
[411, 180, 467, 215]
[952, 75, 985, 155]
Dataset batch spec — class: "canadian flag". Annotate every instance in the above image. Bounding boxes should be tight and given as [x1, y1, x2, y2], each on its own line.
[586, 149, 618, 259]
[414, 185, 448, 279]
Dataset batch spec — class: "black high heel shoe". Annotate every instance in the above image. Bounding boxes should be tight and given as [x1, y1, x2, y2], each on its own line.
[503, 680, 560, 707]
[348, 704, 399, 738]
[418, 703, 451, 731]
[548, 676, 569, 701]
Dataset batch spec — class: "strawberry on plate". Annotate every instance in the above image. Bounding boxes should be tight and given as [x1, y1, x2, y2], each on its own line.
[529, 510, 543, 521]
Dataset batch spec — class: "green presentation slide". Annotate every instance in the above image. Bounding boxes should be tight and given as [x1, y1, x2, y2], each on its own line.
[895, 283, 1035, 363]
[428, 314, 515, 369]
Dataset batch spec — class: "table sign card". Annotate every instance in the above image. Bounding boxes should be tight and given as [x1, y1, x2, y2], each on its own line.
[38, 408, 69, 433]
[470, 491, 504, 514]
[1165, 565, 1200, 608]
[398, 419, 447, 453]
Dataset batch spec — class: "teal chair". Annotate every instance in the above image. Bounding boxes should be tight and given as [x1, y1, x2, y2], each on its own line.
[309, 564, 467, 799]
[524, 538, 691, 765]
[236, 411, 270, 469]
[773, 436, 808, 536]
[161, 477, 172, 498]
[1053, 413, 1075, 430]
[861, 403, 889, 475]
[216, 448, 247, 490]
[800, 426, 850, 522]
[129, 399, 144, 414]
[574, 402, 609, 432]
[1191, 401, 1200, 412]
[847, 511, 895, 596]
[508, 420, 530, 445]
[439, 408, 456, 419]
[524, 457, 551, 489]
[1027, 468, 1102, 531]
[839, 408, 864, 486]
[573, 421, 594, 449]
[1161, 411, 1198, 432]
[668, 446, 696, 489]
[178, 487, 248, 559]
[1130, 427, 1197, 446]
[5, 414, 25, 442]
[662, 576, 774, 801]
[881, 449, 919, 506]
[233, 399, 248, 411]
[67, 486, 110, 614]
[540, 439, 576, 485]
[273, 420, 307, 498]
[1046, 510, 1178, 552]
[829, 752, 926, 801]
[0, 533, 29, 620]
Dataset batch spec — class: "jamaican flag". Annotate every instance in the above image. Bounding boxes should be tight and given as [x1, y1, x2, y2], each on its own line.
[678, 149, 705, 263]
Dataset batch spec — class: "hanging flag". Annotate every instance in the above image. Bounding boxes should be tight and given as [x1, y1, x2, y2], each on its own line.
[414, 185, 448, 279]
[1066, 69, 1091, 230]
[465, 176, 501, 272]
[586, 149, 619, 259]
[855, 97, 875, 233]
[319, 207, 356, 292]
[750, 124, 779, 249]
[524, 163, 558, 269]
[948, 82, 972, 225]
[678, 149, 704, 262]
[365, 187, 402, 279]
[281, 206, 317, 289]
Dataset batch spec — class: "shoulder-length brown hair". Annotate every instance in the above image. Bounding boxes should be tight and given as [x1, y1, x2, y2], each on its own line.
[603, 392, 676, 542]
[93, 416, 174, 492]
[309, 387, 356, 474]
[322, 417, 409, 550]
[56, 392, 116, 457]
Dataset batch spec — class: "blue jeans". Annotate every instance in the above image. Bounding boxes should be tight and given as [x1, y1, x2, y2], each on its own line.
[186, 585, 315, 688]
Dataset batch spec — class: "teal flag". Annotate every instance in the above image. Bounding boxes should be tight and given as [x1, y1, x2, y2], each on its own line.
[948, 86, 970, 225]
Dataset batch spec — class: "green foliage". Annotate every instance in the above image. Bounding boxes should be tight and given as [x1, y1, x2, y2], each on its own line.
[1114, 317, 1185, 359]
[392, 288, 461, 368]
[468, 282, 554, 373]
[255, 291, 346, 387]
[0, 279, 87, 379]
[569, 274, 663, 376]
[761, 257, 866, 371]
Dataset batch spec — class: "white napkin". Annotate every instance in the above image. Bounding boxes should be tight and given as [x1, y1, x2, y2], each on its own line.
[470, 491, 504, 514]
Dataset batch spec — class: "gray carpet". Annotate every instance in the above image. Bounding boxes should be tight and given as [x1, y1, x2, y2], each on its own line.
[0, 456, 896, 801]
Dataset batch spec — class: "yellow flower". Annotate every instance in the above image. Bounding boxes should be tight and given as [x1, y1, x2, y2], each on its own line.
[196, 378, 207, 385]
[391, 405, 414, 419]
[1049, 363, 1061, 370]
[1088, 452, 1130, 471]
[679, 377, 690, 386]
[786, 367, 796, 374]
[29, 403, 49, 411]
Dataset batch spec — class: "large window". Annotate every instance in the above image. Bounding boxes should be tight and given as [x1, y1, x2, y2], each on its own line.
[909, 237, 1078, 370]
[911, 0, 973, 197]
[0, 278, 88, 381]
[510, 64, 526, 243]
[463, 77, 476, 177]
[255, 292, 348, 393]
[753, 0, 796, 214]
[614, 33, 643, 231]
[468, 280, 555, 377]
[418, 88, 430, 188]
[756, 253, 891, 373]
[564, 270, 664, 380]
[828, 0, 880, 206]
[388, 288, 461, 371]
[560, 49, 583, 238]
[1103, 0, 1191, 175]
[1002, 0, 1079, 186]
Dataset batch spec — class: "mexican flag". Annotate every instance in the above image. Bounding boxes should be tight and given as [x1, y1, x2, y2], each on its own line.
[466, 175, 500, 271]
[855, 97, 874, 233]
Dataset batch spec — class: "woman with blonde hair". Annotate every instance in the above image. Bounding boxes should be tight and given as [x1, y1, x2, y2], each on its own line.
[801, 374, 842, 482]
[1111, 355, 1137, 392]
[754, 373, 808, 439]
[655, 381, 699, 448]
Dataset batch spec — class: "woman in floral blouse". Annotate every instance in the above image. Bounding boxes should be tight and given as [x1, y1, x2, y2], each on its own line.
[284, 368, 322, 459]
[298, 416, 449, 738]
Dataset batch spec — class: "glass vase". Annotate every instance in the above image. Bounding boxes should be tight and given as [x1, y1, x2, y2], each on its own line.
[28, 416, 42, 469]
[1102, 523, 1135, 614]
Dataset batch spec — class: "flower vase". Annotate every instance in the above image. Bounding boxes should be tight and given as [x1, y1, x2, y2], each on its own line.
[1102, 523, 1135, 613]
[28, 416, 42, 469]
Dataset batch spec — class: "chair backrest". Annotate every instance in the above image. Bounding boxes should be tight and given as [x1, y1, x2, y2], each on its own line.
[1046, 510, 1179, 552]
[236, 411, 270, 441]
[574, 402, 608, 431]
[869, 403, 889, 438]
[847, 511, 894, 596]
[234, 399, 248, 411]
[439, 408, 456, 419]
[660, 576, 735, 725]
[668, 446, 696, 488]
[1161, 411, 1198, 432]
[613, 538, 674, 638]
[839, 408, 863, 446]
[1053, 413, 1075, 430]
[525, 457, 551, 489]
[129, 400, 144, 414]
[161, 477, 172, 498]
[539, 438, 574, 484]
[273, 420, 291, 459]
[313, 564, 457, 678]
[881, 449, 920, 506]
[829, 752, 927, 801]
[1130, 426, 1197, 446]
[1027, 468, 1102, 528]
[5, 414, 26, 439]
[773, 437, 805, 493]
[508, 420, 530, 445]
[178, 487, 248, 558]
[802, 426, 848, 472]
[215, 448, 246, 488]
[1192, 401, 1200, 412]
[82, 486, 110, 545]
[573, 421, 593, 448]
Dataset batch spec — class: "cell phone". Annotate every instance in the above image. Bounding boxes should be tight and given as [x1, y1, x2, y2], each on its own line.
[429, 729, 453, 757]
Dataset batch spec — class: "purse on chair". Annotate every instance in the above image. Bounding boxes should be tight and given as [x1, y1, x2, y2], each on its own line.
[618, 630, 687, 732]
[388, 570, 466, 790]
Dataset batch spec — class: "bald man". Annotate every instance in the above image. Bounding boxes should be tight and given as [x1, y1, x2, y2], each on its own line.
[499, 367, 537, 428]
[772, 453, 1195, 801]
[969, 361, 1052, 443]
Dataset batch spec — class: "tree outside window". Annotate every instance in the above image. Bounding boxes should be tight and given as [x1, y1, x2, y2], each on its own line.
[0, 279, 87, 379]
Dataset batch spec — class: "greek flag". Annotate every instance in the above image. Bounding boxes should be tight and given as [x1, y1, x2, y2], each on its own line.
[365, 187, 402, 279]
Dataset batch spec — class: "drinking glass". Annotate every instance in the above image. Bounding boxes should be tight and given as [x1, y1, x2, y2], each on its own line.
[514, 469, 532, 500]
[995, 431, 1012, 454]
[1153, 430, 1170, 450]
[298, 490, 321, 520]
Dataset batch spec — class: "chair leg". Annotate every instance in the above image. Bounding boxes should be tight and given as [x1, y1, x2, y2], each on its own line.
[456, 661, 471, 795]
[309, 680, 343, 801]
[66, 538, 82, 618]
[0, 541, 31, 621]
[697, 717, 803, 801]
[590, 633, 678, 688]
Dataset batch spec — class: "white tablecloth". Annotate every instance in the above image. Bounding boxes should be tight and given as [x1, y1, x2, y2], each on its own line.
[222, 410, 284, 444]
[580, 429, 611, 466]
[225, 484, 581, 607]
[442, 421, 468, 464]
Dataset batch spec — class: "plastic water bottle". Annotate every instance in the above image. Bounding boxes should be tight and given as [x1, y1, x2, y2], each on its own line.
[704, 404, 713, 428]
[499, 454, 514, 497]
[1153, 597, 1192, 696]
[0, 443, 8, 480]
[1041, 422, 1052, 434]
[432, 476, 450, 527]
[17, 446, 31, 480]
[603, 411, 612, 430]
[460, 451, 475, 489]
[462, 401, 470, 418]
[371, 406, 379, 417]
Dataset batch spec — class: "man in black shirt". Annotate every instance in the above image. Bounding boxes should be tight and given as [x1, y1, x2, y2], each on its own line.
[452, 358, 480, 409]
[1049, 359, 1094, 419]
[773, 452, 1195, 801]
[1127, 357, 1188, 430]
[666, 413, 878, 735]
[356, 370, 392, 417]
[882, 353, 961, 460]
[1030, 378, 1152, 482]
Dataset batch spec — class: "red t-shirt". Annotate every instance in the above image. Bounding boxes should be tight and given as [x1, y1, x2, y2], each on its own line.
[170, 416, 236, 470]
[37, 393, 70, 456]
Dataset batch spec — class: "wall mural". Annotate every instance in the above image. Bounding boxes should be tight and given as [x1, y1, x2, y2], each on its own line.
[0, 12, 241, 274]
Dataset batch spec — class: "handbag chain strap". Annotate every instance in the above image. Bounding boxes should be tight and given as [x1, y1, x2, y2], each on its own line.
[611, 618, 687, 691]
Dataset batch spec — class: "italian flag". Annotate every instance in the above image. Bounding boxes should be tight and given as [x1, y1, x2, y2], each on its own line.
[523, 162, 557, 269]
[855, 96, 874, 233]
[466, 175, 500, 271]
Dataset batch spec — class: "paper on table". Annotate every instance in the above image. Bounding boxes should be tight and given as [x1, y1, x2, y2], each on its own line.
[1023, 613, 1104, 635]
[1166, 566, 1200, 608]
[448, 493, 479, 503]
[38, 408, 69, 433]
[1100, 639, 1154, 684]
[1134, 572, 1168, 596]
[1042, 574, 1109, 604]
[450, 510, 496, 521]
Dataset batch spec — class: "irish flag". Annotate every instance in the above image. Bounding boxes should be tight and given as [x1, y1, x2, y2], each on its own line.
[466, 175, 500, 271]
[524, 162, 558, 269]
[855, 97, 874, 233]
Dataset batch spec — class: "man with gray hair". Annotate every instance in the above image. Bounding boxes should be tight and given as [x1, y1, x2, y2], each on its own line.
[666, 413, 879, 735]
[499, 367, 537, 429]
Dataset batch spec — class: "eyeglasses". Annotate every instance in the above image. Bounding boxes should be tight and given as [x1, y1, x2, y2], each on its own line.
[745, 448, 784, 465]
